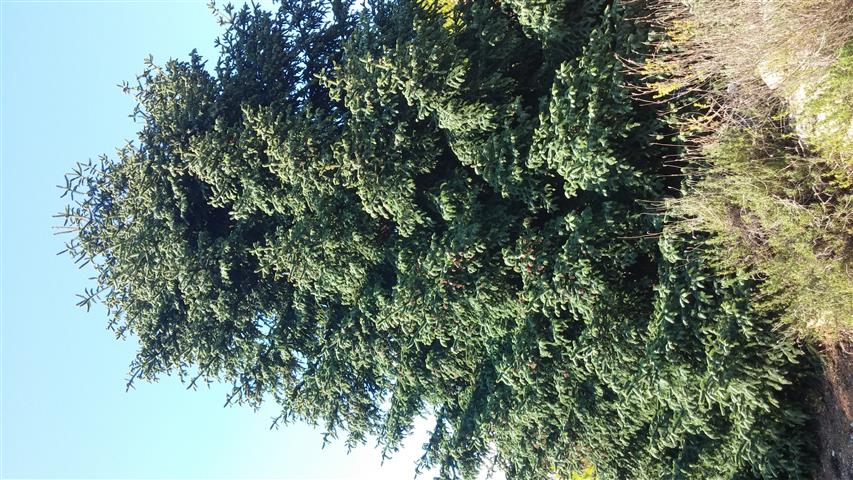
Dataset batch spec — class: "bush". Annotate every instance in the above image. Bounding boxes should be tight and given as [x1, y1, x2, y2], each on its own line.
[667, 127, 853, 337]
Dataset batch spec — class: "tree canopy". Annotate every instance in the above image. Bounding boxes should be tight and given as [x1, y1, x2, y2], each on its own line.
[60, 1, 815, 478]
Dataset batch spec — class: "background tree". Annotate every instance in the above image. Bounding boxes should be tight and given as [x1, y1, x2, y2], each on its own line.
[60, 0, 815, 478]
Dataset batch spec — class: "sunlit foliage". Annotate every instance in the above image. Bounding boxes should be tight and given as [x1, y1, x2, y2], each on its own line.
[60, 1, 815, 478]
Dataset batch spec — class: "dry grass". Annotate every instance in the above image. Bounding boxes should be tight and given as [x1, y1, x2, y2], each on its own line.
[640, 0, 853, 126]
[634, 0, 853, 339]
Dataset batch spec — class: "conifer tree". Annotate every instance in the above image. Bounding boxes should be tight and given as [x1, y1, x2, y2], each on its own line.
[61, 1, 814, 478]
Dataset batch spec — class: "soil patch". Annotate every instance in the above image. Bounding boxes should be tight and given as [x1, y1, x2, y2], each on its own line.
[816, 336, 853, 480]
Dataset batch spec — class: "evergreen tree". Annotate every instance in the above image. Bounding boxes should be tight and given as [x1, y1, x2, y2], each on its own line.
[60, 1, 814, 478]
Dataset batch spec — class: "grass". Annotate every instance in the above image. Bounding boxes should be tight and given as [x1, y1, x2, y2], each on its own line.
[799, 43, 853, 165]
[666, 126, 853, 339]
[638, 0, 853, 340]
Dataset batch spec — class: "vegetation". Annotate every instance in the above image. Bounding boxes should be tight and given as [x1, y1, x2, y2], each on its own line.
[665, 126, 853, 336]
[58, 0, 831, 478]
[644, 0, 853, 338]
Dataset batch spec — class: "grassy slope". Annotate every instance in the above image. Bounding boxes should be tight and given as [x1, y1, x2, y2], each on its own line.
[643, 0, 853, 340]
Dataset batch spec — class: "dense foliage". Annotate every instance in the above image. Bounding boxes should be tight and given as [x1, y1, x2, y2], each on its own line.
[60, 1, 815, 478]
[642, 0, 853, 337]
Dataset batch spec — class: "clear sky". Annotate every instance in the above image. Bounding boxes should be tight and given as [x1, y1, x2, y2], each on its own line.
[0, 2, 435, 478]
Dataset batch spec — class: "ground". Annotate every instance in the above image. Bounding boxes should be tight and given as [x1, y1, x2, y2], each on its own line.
[817, 334, 853, 480]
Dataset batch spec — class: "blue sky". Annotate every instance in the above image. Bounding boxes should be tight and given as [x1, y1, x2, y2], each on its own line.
[0, 2, 434, 478]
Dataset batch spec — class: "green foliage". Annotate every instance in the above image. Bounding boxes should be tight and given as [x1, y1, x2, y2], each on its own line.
[643, 0, 853, 340]
[801, 42, 853, 164]
[59, 0, 816, 478]
[667, 127, 853, 337]
[570, 465, 596, 480]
